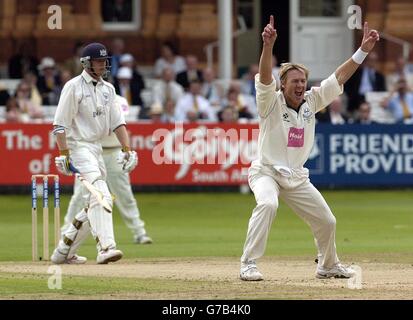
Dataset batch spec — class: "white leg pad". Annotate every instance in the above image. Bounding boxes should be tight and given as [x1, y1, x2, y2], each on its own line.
[87, 179, 116, 251]
[61, 179, 88, 235]
[55, 208, 89, 257]
[67, 220, 91, 258]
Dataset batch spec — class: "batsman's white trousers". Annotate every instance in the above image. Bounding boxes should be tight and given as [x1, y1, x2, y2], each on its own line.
[66, 142, 116, 251]
[241, 160, 339, 269]
[63, 147, 146, 239]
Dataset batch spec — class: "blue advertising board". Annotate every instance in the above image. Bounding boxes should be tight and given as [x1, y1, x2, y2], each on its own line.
[306, 124, 413, 187]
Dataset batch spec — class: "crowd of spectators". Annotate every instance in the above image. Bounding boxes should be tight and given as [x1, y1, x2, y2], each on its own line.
[1, 38, 413, 125]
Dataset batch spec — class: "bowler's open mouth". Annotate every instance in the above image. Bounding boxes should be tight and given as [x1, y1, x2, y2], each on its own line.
[295, 91, 303, 99]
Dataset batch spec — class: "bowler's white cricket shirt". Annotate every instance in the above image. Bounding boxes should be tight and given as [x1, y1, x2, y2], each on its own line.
[53, 70, 125, 144]
[255, 73, 343, 169]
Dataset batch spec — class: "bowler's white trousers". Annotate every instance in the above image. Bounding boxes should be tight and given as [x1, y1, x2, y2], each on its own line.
[241, 160, 340, 269]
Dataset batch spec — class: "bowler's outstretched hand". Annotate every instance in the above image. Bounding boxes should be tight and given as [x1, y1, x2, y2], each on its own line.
[262, 15, 277, 46]
[360, 22, 380, 52]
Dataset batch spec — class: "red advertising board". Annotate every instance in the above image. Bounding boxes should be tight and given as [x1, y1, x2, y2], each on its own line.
[0, 123, 259, 186]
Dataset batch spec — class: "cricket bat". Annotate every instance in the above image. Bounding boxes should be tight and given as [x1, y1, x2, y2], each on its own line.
[69, 164, 112, 213]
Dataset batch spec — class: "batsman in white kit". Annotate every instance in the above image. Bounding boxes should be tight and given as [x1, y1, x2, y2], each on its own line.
[51, 42, 138, 264]
[240, 16, 380, 280]
[61, 95, 152, 245]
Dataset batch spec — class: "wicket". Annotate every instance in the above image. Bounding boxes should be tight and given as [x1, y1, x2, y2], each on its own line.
[31, 174, 60, 261]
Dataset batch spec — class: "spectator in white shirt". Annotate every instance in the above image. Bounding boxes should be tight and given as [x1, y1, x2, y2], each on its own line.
[382, 77, 413, 123]
[175, 79, 217, 122]
[152, 67, 185, 106]
[201, 67, 224, 108]
[23, 71, 42, 107]
[222, 82, 257, 119]
[386, 56, 413, 90]
[15, 81, 44, 121]
[154, 42, 186, 78]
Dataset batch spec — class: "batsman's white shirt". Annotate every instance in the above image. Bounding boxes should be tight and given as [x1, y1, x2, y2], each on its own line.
[53, 70, 125, 146]
[256, 73, 343, 169]
[101, 95, 129, 148]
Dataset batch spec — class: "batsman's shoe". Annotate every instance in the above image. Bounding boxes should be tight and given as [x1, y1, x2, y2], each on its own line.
[51, 248, 68, 264]
[240, 261, 263, 281]
[135, 234, 153, 244]
[51, 250, 87, 265]
[316, 263, 356, 279]
[66, 254, 87, 264]
[97, 249, 123, 264]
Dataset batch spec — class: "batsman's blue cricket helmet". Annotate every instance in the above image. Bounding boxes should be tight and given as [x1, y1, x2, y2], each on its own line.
[79, 42, 111, 76]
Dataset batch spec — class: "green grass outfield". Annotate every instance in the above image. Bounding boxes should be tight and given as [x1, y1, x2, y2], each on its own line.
[0, 190, 412, 262]
[0, 190, 412, 300]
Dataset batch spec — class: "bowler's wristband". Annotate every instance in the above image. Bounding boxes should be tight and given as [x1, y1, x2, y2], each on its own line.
[352, 48, 368, 65]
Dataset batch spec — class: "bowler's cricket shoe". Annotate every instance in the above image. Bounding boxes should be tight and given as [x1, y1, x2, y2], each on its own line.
[240, 261, 264, 281]
[97, 249, 123, 264]
[134, 234, 153, 244]
[316, 263, 356, 279]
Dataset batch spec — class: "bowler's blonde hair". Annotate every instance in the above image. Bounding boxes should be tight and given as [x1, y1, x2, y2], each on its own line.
[279, 63, 309, 85]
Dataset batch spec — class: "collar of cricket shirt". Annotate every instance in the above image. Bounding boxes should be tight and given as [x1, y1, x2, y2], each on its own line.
[81, 70, 102, 85]
[280, 92, 306, 114]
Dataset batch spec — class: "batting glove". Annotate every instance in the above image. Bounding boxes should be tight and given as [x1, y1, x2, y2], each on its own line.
[55, 150, 74, 176]
[117, 147, 138, 173]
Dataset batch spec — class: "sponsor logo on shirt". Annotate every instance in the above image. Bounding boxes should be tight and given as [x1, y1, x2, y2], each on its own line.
[93, 106, 105, 118]
[303, 107, 313, 123]
[121, 103, 129, 113]
[287, 127, 304, 148]
[93, 110, 103, 118]
[282, 113, 290, 122]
